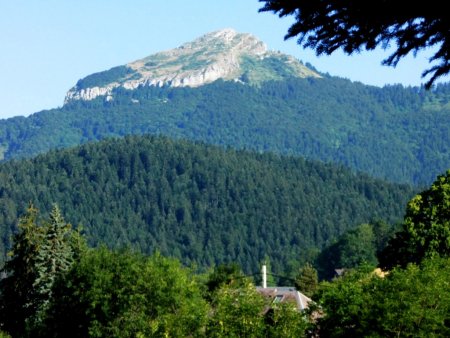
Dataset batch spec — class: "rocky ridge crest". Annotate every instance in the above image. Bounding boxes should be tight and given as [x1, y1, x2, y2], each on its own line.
[65, 28, 321, 102]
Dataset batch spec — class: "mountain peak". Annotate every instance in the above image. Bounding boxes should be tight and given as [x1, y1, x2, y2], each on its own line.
[182, 28, 267, 55]
[65, 28, 321, 102]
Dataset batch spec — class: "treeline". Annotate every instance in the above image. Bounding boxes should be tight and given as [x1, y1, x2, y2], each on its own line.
[0, 134, 414, 274]
[1, 77, 449, 186]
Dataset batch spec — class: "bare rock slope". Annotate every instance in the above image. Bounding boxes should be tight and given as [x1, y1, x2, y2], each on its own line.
[65, 28, 321, 102]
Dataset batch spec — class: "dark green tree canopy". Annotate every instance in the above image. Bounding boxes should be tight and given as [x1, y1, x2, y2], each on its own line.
[259, 0, 450, 88]
[0, 204, 86, 336]
[313, 257, 450, 337]
[294, 263, 318, 297]
[379, 169, 450, 269]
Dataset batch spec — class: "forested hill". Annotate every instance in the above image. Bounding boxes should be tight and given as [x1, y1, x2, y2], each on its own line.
[0, 135, 415, 273]
[1, 77, 449, 187]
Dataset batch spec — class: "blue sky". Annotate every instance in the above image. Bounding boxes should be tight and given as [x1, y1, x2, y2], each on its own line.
[1, 0, 448, 120]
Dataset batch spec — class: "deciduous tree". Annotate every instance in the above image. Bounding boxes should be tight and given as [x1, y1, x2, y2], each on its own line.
[44, 248, 208, 337]
[379, 169, 450, 269]
[313, 257, 450, 337]
[206, 282, 267, 337]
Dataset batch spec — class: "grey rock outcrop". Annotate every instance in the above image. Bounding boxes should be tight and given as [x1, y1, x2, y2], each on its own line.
[64, 28, 321, 103]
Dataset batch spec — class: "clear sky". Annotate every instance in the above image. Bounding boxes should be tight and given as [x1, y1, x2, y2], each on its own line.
[1, 0, 448, 120]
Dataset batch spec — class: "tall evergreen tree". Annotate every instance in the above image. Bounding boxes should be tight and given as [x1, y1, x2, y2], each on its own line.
[0, 204, 42, 336]
[32, 205, 76, 324]
[0, 204, 86, 336]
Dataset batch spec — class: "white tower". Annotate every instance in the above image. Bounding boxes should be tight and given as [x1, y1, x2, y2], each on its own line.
[262, 264, 267, 288]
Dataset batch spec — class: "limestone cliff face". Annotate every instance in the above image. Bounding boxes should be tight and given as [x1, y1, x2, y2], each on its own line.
[65, 84, 118, 101]
[64, 28, 321, 103]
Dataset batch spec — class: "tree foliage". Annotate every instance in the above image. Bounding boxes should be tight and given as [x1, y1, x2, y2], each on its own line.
[294, 263, 318, 297]
[0, 205, 42, 336]
[205, 262, 247, 295]
[264, 301, 310, 338]
[42, 245, 310, 338]
[0, 204, 86, 337]
[44, 247, 208, 338]
[313, 169, 450, 335]
[316, 221, 397, 279]
[206, 282, 267, 337]
[313, 257, 450, 337]
[259, 0, 450, 88]
[379, 169, 450, 269]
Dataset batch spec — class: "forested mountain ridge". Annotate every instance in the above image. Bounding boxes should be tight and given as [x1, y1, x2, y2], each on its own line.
[0, 29, 449, 186]
[1, 78, 449, 186]
[0, 134, 415, 273]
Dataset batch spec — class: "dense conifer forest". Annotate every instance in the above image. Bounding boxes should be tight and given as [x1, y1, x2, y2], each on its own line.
[0, 134, 415, 274]
[1, 77, 449, 186]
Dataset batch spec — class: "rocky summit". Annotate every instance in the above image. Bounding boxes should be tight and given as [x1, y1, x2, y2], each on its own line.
[64, 28, 321, 102]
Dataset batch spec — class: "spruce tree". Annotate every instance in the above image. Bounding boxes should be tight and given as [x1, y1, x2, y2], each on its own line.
[0, 204, 86, 336]
[32, 205, 75, 324]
